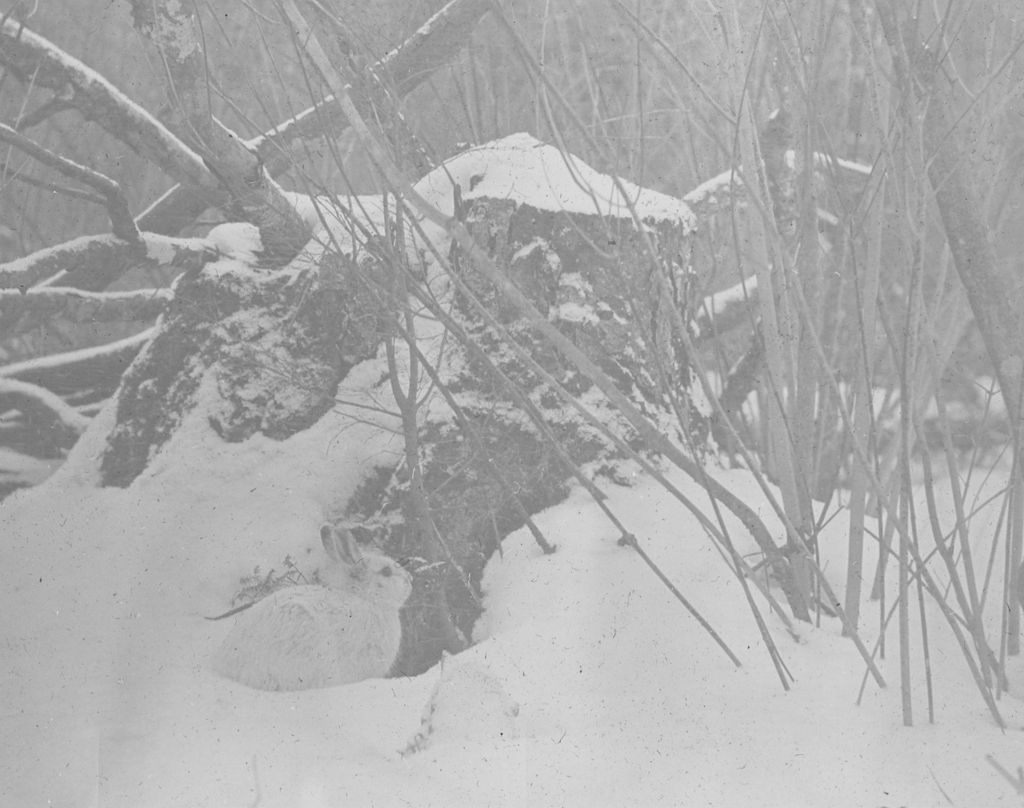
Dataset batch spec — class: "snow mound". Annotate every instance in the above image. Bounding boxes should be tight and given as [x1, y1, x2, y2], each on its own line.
[416, 132, 697, 228]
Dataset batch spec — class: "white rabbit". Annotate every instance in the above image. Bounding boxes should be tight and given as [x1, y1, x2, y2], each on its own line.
[212, 524, 412, 691]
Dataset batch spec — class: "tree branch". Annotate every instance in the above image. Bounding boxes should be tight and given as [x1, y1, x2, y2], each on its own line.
[682, 167, 746, 221]
[0, 377, 89, 451]
[0, 232, 215, 292]
[692, 276, 760, 341]
[251, 0, 491, 168]
[129, 0, 309, 264]
[136, 0, 492, 237]
[0, 17, 217, 190]
[1, 160, 107, 204]
[0, 123, 138, 241]
[14, 96, 74, 130]
[0, 327, 153, 396]
[0, 287, 171, 337]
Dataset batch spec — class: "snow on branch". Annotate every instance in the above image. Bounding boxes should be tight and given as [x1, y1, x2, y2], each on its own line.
[129, 2, 308, 264]
[0, 327, 153, 396]
[692, 277, 760, 341]
[252, 0, 491, 167]
[0, 18, 215, 189]
[683, 168, 745, 222]
[812, 151, 873, 179]
[0, 377, 89, 449]
[680, 153, 871, 227]
[0, 233, 214, 292]
[0, 20, 214, 189]
[0, 287, 171, 336]
[139, 0, 492, 237]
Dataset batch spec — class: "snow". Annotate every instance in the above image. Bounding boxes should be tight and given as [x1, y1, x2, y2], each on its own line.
[204, 221, 264, 265]
[0, 233, 119, 288]
[142, 232, 214, 265]
[1, 134, 1021, 806]
[683, 166, 742, 208]
[703, 273, 758, 312]
[813, 151, 874, 178]
[0, 376, 90, 433]
[0, 447, 62, 488]
[552, 300, 600, 325]
[1, 388, 1023, 806]
[416, 133, 698, 229]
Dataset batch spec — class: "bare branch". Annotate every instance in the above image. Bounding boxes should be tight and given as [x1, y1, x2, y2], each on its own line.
[134, 182, 227, 240]
[0, 18, 217, 190]
[0, 122, 138, 241]
[15, 96, 75, 130]
[0, 161, 107, 204]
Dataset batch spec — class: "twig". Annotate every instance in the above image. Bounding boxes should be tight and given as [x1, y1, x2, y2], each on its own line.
[985, 755, 1024, 796]
[0, 160, 106, 204]
[0, 122, 137, 241]
[398, 325, 556, 555]
[14, 96, 73, 130]
[620, 532, 742, 668]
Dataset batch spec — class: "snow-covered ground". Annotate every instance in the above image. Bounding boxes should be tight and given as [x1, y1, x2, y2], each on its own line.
[1, 379, 1022, 806]
[0, 134, 1021, 806]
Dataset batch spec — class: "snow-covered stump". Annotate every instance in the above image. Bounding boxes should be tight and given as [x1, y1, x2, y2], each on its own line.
[374, 135, 715, 676]
[451, 193, 705, 433]
[429, 136, 705, 433]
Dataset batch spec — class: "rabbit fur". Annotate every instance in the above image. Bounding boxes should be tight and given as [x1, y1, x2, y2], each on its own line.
[213, 524, 412, 691]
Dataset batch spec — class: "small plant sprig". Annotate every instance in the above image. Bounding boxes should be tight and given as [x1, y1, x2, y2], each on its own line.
[231, 555, 311, 604]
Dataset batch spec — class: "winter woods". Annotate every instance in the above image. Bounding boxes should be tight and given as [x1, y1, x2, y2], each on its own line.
[1, 5, 1024, 796]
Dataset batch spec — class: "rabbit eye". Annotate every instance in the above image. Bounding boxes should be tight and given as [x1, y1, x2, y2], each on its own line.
[381, 566, 393, 577]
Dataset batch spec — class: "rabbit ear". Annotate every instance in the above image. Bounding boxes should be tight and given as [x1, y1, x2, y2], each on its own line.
[320, 523, 362, 565]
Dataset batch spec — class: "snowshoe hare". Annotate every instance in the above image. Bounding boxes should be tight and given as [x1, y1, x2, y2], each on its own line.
[213, 524, 412, 691]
